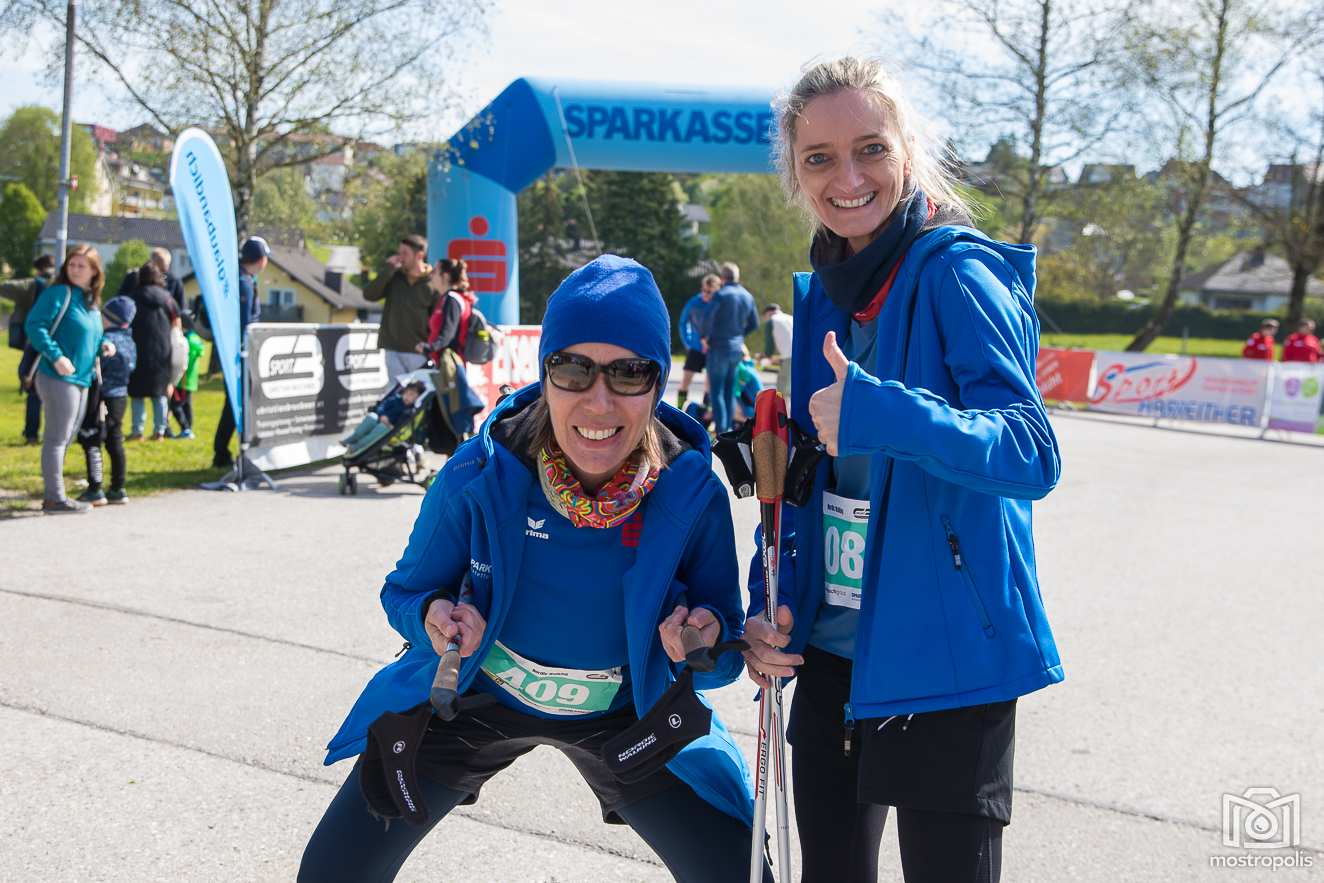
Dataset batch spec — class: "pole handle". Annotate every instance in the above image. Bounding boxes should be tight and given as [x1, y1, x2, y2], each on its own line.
[430, 641, 462, 721]
[751, 390, 788, 503]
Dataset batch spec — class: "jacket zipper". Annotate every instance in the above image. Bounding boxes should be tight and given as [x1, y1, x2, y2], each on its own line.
[394, 641, 412, 658]
[843, 703, 855, 757]
[940, 516, 995, 636]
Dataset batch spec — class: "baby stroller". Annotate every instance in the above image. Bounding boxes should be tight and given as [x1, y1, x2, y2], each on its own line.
[338, 370, 436, 495]
[338, 354, 483, 495]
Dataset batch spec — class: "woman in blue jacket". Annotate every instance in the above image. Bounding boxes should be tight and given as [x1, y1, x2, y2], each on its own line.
[741, 58, 1063, 883]
[25, 245, 114, 515]
[302, 255, 767, 883]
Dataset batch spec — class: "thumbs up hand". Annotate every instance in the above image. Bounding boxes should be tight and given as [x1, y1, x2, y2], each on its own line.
[809, 331, 850, 456]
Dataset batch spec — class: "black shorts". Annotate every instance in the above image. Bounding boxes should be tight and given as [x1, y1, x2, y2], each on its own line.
[683, 349, 706, 372]
[415, 694, 681, 824]
[788, 645, 1016, 824]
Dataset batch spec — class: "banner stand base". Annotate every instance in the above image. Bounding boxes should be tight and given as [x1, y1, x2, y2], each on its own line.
[200, 454, 279, 493]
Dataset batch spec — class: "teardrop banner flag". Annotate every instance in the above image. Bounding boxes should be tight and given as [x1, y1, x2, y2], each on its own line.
[170, 128, 242, 430]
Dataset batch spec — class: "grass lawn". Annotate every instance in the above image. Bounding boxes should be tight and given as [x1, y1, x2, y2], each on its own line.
[1040, 333, 1246, 358]
[0, 344, 231, 514]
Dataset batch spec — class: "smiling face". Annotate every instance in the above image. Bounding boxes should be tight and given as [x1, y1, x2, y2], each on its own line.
[544, 342, 655, 494]
[792, 88, 911, 253]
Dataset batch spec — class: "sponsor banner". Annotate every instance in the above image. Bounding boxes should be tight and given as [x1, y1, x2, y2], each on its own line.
[1036, 348, 1095, 403]
[1088, 351, 1270, 426]
[244, 323, 391, 465]
[466, 326, 543, 418]
[169, 128, 241, 427]
[1267, 363, 1324, 433]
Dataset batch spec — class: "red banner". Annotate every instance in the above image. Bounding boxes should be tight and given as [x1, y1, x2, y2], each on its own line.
[1036, 348, 1095, 403]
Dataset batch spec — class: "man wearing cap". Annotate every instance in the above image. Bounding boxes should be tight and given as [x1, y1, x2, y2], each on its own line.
[212, 236, 268, 469]
[364, 234, 436, 381]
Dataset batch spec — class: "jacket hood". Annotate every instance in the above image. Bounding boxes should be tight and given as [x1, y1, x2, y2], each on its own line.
[909, 225, 1037, 303]
[478, 382, 712, 472]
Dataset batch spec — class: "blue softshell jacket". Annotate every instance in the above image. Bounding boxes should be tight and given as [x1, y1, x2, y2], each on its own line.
[325, 384, 756, 825]
[750, 226, 1064, 720]
[678, 292, 710, 352]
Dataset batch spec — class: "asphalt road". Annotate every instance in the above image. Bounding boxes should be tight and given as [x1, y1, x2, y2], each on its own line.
[1, 411, 1321, 882]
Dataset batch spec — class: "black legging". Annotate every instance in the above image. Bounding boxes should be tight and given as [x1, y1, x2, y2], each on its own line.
[299, 764, 771, 883]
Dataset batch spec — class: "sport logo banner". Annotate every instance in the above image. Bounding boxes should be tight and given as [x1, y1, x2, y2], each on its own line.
[1088, 351, 1270, 426]
[1035, 348, 1095, 403]
[1266, 364, 1324, 434]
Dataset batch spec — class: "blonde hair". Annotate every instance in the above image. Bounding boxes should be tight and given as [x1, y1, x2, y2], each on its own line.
[773, 57, 972, 225]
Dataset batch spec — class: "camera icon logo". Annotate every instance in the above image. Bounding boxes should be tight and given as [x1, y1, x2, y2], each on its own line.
[1222, 787, 1301, 849]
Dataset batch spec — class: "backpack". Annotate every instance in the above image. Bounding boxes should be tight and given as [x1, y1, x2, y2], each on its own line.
[448, 290, 500, 365]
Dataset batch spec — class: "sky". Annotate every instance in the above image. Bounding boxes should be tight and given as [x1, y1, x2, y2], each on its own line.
[0, 0, 893, 133]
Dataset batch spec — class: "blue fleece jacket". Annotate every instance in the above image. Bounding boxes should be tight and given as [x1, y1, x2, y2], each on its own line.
[325, 384, 756, 825]
[24, 284, 104, 388]
[678, 292, 712, 352]
[749, 226, 1063, 721]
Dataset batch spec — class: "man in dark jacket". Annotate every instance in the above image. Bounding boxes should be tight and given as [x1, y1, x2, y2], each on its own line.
[212, 236, 268, 469]
[364, 234, 436, 381]
[2, 254, 56, 443]
[118, 247, 186, 314]
[700, 261, 759, 432]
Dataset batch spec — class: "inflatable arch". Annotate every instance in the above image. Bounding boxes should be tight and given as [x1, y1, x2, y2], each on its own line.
[428, 78, 776, 325]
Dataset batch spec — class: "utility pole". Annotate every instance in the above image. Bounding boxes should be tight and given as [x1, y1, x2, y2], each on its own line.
[55, 0, 77, 262]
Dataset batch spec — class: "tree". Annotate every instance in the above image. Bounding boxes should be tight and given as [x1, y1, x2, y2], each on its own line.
[1125, 0, 1319, 351]
[0, 183, 48, 274]
[0, 106, 99, 212]
[706, 175, 810, 313]
[251, 167, 321, 236]
[905, 0, 1135, 244]
[589, 171, 701, 349]
[347, 151, 428, 274]
[4, 1, 486, 235]
[103, 240, 151, 298]
[517, 171, 572, 322]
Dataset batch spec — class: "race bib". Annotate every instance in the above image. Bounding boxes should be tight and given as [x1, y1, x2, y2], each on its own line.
[823, 491, 869, 609]
[480, 640, 623, 716]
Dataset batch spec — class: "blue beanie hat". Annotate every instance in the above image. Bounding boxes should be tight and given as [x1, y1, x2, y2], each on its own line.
[103, 295, 136, 327]
[538, 255, 672, 395]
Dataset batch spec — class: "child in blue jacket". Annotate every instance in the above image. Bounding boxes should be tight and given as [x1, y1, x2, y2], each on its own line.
[77, 295, 137, 506]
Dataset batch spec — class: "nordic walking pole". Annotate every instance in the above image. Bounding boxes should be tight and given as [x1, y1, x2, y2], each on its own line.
[750, 389, 791, 883]
[430, 639, 462, 721]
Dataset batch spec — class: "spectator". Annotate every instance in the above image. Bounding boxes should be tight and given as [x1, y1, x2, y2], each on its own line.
[418, 258, 470, 360]
[1281, 319, 1321, 363]
[118, 246, 186, 314]
[676, 273, 720, 409]
[3, 254, 57, 444]
[699, 261, 759, 432]
[340, 380, 426, 454]
[126, 261, 178, 441]
[168, 314, 206, 439]
[212, 236, 268, 469]
[1242, 318, 1279, 360]
[762, 302, 794, 396]
[364, 234, 435, 380]
[24, 245, 114, 514]
[77, 296, 137, 506]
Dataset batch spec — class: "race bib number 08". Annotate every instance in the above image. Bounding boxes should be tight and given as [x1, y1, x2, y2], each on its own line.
[823, 491, 869, 609]
[480, 640, 623, 716]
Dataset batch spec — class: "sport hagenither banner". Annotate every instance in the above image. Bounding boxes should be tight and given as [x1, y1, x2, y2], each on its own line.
[244, 323, 391, 469]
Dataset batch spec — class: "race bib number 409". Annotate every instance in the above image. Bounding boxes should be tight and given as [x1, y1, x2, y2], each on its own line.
[480, 640, 623, 716]
[823, 491, 869, 609]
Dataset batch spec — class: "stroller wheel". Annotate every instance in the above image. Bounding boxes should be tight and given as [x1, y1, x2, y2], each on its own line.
[347, 473, 358, 495]
[338, 473, 348, 495]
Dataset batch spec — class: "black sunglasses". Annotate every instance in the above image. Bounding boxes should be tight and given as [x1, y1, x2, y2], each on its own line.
[544, 351, 661, 396]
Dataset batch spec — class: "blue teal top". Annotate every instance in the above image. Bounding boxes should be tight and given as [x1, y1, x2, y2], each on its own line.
[24, 284, 104, 388]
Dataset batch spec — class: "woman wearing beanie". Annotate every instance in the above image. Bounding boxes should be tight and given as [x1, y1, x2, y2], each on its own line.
[740, 58, 1063, 883]
[302, 255, 770, 883]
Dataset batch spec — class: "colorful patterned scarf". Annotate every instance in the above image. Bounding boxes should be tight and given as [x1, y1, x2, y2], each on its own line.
[538, 444, 659, 529]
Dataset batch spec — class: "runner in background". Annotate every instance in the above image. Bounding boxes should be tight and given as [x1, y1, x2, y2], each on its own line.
[740, 57, 1063, 883]
[677, 273, 720, 409]
[1242, 318, 1279, 360]
[1281, 319, 1321, 363]
[700, 263, 759, 433]
[301, 255, 768, 883]
[761, 302, 794, 396]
